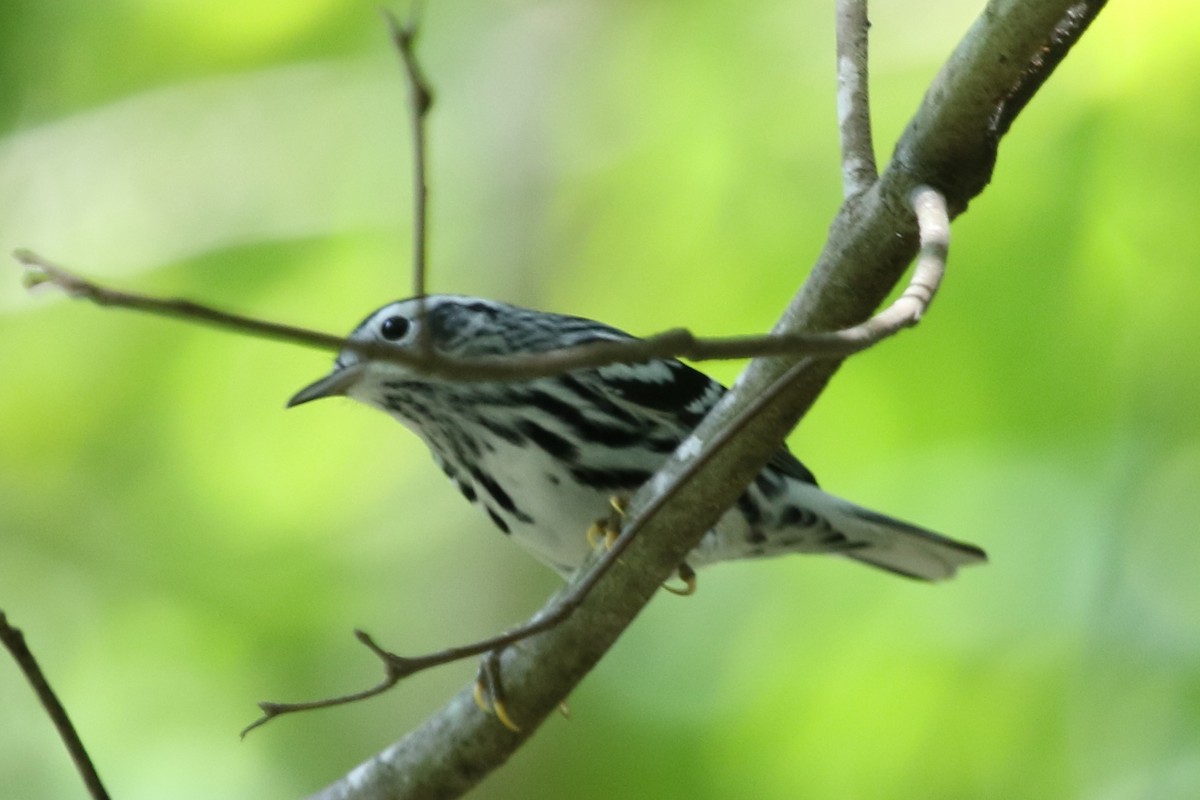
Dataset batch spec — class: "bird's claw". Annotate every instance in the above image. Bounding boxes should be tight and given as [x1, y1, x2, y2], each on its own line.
[473, 650, 520, 732]
[662, 562, 697, 596]
[587, 495, 628, 550]
[585, 521, 611, 549]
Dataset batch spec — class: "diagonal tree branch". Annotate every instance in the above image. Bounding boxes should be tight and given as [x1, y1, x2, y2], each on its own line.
[0, 612, 111, 800]
[307, 3, 1107, 798]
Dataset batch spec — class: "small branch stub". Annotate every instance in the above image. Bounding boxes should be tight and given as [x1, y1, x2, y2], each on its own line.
[836, 0, 878, 198]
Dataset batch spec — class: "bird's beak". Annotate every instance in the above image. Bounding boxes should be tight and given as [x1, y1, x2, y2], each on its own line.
[287, 363, 366, 408]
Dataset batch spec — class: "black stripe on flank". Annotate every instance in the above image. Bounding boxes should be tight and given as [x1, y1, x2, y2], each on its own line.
[485, 506, 510, 534]
[568, 466, 654, 491]
[468, 465, 533, 524]
[517, 419, 579, 462]
[446, 428, 482, 460]
[476, 415, 524, 446]
[645, 436, 682, 453]
[737, 494, 763, 526]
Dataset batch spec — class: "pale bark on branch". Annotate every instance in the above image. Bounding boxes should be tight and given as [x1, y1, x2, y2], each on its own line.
[309, 2, 1107, 799]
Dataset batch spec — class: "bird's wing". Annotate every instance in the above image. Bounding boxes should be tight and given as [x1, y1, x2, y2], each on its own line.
[585, 358, 818, 486]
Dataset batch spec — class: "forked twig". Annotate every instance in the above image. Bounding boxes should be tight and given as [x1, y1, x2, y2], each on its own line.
[0, 612, 111, 800]
[241, 185, 950, 733]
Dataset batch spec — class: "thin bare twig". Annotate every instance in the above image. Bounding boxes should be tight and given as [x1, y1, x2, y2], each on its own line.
[15, 248, 932, 383]
[836, 0, 877, 198]
[383, 6, 433, 301]
[241, 186, 949, 734]
[382, 4, 439, 368]
[0, 611, 111, 800]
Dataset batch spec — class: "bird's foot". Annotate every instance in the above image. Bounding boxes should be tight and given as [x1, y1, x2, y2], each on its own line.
[473, 649, 520, 732]
[472, 649, 571, 732]
[586, 495, 628, 550]
[587, 497, 697, 595]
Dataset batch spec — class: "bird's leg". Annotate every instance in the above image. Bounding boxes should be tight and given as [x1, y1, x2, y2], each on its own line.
[587, 496, 698, 596]
[471, 647, 571, 731]
[473, 648, 520, 732]
[472, 496, 640, 731]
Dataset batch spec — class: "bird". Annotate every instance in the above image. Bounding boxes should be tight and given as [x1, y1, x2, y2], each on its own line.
[288, 295, 986, 583]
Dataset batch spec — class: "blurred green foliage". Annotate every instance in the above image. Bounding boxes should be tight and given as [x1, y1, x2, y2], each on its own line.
[2, 1, 1198, 798]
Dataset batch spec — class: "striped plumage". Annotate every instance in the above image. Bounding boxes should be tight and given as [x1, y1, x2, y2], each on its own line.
[289, 295, 986, 581]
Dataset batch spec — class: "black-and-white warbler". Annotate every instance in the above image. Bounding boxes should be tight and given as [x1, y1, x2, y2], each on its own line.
[289, 295, 986, 581]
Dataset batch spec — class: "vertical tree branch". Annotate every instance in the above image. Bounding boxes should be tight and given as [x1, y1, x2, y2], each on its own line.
[836, 0, 877, 198]
[383, 7, 434, 301]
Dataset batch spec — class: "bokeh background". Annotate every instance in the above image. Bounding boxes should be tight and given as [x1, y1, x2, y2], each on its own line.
[2, 1, 1197, 798]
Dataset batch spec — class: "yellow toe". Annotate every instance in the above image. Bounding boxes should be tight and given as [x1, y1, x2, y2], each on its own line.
[493, 697, 521, 732]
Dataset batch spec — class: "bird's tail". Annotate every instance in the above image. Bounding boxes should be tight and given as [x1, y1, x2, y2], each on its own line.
[700, 482, 988, 582]
[695, 481, 987, 581]
[795, 483, 988, 581]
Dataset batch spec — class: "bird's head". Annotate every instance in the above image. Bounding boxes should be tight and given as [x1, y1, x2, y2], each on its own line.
[286, 295, 522, 409]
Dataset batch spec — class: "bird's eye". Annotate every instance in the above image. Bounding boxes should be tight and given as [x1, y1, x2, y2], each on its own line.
[380, 315, 411, 341]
